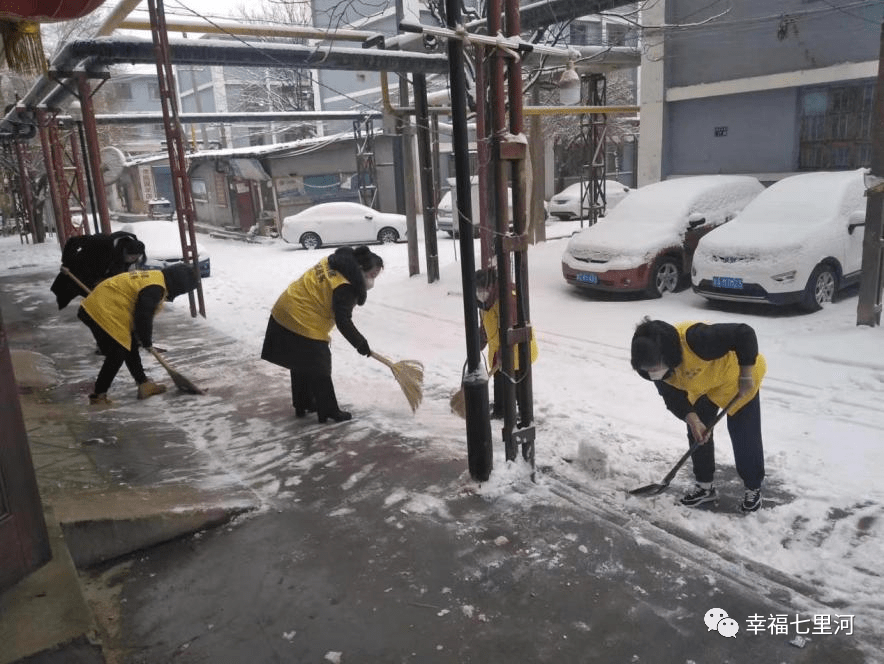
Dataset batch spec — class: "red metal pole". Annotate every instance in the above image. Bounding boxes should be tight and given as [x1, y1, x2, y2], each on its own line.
[148, 0, 206, 317]
[74, 74, 112, 234]
[475, 44, 492, 268]
[47, 121, 76, 245]
[505, 0, 535, 464]
[13, 140, 39, 244]
[36, 109, 69, 249]
[69, 132, 92, 235]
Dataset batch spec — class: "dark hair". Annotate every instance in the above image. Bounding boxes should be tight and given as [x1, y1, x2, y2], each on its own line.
[162, 263, 199, 301]
[475, 267, 496, 289]
[630, 317, 682, 375]
[354, 245, 383, 272]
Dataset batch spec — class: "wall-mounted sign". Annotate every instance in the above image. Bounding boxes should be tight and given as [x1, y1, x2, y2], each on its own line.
[714, 126, 728, 137]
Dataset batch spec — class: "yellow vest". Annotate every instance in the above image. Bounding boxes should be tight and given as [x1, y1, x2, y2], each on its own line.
[664, 321, 766, 415]
[271, 257, 351, 341]
[481, 298, 538, 373]
[81, 270, 166, 350]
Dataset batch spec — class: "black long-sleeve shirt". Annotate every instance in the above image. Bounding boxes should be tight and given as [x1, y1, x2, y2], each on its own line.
[332, 284, 368, 352]
[133, 285, 165, 348]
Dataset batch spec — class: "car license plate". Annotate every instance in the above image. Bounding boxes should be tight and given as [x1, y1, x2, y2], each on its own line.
[713, 276, 743, 289]
[577, 273, 598, 284]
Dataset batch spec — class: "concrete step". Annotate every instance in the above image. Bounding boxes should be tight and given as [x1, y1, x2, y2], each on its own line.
[53, 486, 258, 568]
[0, 508, 103, 664]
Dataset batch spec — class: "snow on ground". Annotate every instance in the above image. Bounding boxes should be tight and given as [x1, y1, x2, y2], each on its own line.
[3, 222, 883, 641]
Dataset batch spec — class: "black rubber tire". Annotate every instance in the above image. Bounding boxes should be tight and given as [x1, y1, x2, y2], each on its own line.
[299, 232, 322, 250]
[800, 263, 837, 312]
[377, 227, 400, 244]
[647, 257, 681, 297]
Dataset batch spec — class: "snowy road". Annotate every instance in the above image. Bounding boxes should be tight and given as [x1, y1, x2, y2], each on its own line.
[3, 224, 882, 656]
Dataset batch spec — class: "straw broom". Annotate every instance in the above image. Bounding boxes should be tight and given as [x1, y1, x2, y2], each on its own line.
[0, 20, 47, 76]
[370, 351, 423, 413]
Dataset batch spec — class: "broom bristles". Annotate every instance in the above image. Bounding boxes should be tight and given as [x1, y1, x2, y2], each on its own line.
[1, 20, 47, 76]
[389, 359, 423, 413]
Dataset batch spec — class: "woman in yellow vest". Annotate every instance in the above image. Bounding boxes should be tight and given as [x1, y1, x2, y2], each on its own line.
[261, 246, 383, 424]
[630, 317, 766, 513]
[475, 267, 538, 421]
[77, 263, 198, 405]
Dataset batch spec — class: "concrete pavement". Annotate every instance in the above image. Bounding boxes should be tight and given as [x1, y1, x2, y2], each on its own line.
[0, 269, 876, 664]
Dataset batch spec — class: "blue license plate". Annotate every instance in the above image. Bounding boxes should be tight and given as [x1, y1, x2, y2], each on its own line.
[577, 273, 598, 284]
[713, 276, 743, 289]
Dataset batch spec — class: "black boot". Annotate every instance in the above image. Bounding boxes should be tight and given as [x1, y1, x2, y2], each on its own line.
[318, 410, 352, 424]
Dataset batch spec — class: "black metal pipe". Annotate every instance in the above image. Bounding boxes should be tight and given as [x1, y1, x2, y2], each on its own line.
[413, 74, 440, 283]
[2, 36, 449, 137]
[446, 0, 492, 481]
[61, 37, 451, 73]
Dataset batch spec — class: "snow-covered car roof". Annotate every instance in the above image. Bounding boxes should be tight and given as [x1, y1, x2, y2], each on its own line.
[698, 169, 866, 253]
[115, 220, 209, 260]
[567, 175, 763, 255]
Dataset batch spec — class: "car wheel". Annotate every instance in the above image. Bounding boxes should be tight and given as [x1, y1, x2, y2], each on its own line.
[800, 263, 837, 312]
[377, 227, 400, 244]
[647, 257, 681, 297]
[299, 232, 322, 250]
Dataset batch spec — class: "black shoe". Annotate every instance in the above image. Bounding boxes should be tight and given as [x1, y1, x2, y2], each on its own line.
[740, 488, 762, 513]
[295, 408, 307, 418]
[318, 410, 352, 423]
[680, 484, 718, 507]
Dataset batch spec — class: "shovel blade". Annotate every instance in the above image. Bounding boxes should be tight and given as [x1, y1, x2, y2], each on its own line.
[629, 482, 670, 496]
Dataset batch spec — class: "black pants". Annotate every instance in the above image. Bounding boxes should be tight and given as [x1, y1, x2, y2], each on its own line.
[78, 308, 147, 394]
[688, 393, 765, 490]
[289, 339, 340, 418]
[262, 316, 342, 418]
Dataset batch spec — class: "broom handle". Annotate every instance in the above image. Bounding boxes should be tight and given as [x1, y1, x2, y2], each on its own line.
[60, 266, 92, 295]
[370, 351, 395, 369]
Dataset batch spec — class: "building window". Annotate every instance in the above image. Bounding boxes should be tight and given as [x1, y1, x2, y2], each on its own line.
[116, 82, 132, 100]
[570, 21, 602, 46]
[191, 178, 209, 203]
[148, 82, 161, 99]
[799, 82, 874, 170]
[248, 127, 266, 147]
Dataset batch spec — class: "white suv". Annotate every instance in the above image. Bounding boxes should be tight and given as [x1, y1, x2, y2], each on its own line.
[692, 169, 867, 312]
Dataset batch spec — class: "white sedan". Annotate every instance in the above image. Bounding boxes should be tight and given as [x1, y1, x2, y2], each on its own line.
[281, 202, 408, 250]
[548, 180, 631, 220]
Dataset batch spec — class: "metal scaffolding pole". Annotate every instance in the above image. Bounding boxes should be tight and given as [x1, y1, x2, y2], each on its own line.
[35, 110, 68, 249]
[413, 74, 440, 283]
[73, 75, 112, 235]
[446, 0, 492, 481]
[148, 0, 205, 318]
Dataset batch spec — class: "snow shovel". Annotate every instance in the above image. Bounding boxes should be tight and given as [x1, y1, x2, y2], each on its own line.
[629, 393, 741, 496]
[61, 266, 205, 395]
[370, 351, 423, 413]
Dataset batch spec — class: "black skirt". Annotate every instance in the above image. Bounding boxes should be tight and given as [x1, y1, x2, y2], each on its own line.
[261, 316, 331, 374]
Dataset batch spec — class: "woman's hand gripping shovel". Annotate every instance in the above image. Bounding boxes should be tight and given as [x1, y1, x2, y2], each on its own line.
[629, 393, 740, 496]
[61, 266, 205, 395]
